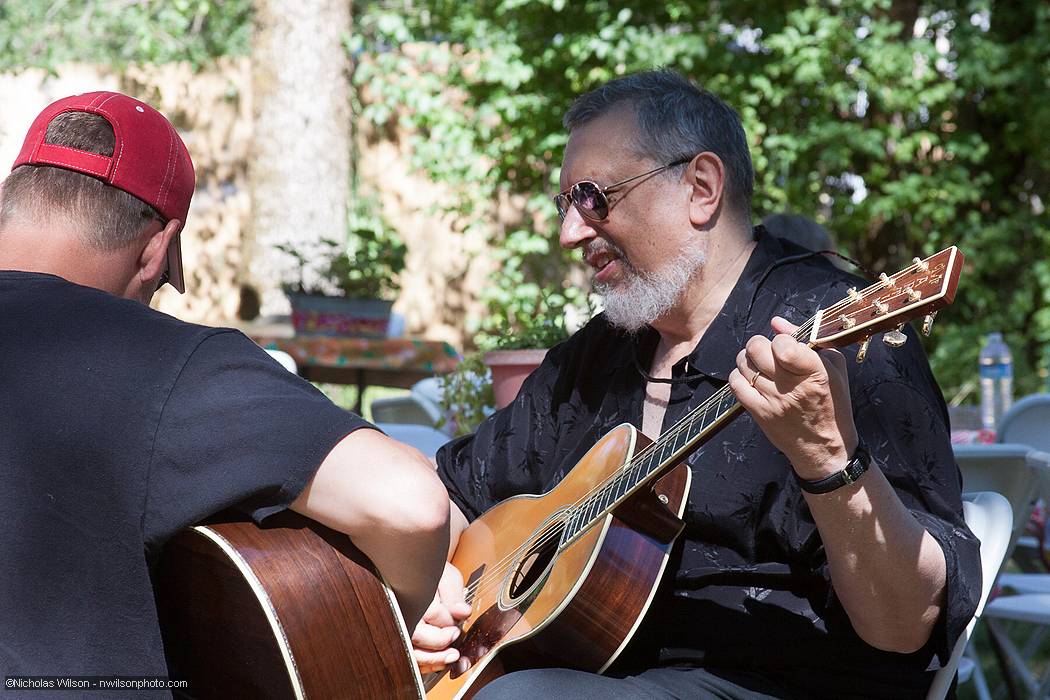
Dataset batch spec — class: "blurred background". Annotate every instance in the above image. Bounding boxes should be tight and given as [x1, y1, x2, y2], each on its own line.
[0, 0, 1047, 403]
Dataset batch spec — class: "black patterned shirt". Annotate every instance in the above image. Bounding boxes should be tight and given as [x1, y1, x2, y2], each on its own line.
[437, 229, 980, 699]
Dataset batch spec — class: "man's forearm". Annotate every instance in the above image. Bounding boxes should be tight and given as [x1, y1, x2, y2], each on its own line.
[804, 464, 946, 653]
[352, 520, 450, 631]
[448, 500, 469, 558]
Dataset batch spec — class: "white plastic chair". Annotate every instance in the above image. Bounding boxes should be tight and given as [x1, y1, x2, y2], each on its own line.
[264, 348, 299, 374]
[980, 592, 1050, 698]
[955, 444, 1047, 559]
[997, 395, 1050, 571]
[369, 378, 448, 431]
[953, 446, 1050, 699]
[375, 422, 450, 458]
[926, 492, 1013, 700]
[998, 394, 1050, 449]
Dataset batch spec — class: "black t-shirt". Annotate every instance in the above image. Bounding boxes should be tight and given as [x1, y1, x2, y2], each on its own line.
[0, 271, 369, 695]
[437, 230, 981, 699]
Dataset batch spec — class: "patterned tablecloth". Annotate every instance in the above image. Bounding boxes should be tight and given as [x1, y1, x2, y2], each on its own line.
[252, 335, 461, 388]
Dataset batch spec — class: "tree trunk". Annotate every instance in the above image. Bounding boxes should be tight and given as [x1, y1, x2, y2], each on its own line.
[249, 0, 352, 314]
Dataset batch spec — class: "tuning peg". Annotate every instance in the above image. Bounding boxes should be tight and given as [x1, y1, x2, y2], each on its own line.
[922, 311, 938, 336]
[856, 336, 871, 363]
[883, 325, 907, 348]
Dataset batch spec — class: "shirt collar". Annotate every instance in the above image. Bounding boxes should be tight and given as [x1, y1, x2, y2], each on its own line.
[621, 225, 794, 383]
[680, 225, 788, 382]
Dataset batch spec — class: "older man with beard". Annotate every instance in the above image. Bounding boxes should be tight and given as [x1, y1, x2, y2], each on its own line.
[413, 70, 980, 699]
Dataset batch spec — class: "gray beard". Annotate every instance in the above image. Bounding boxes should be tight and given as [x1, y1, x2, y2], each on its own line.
[596, 244, 708, 332]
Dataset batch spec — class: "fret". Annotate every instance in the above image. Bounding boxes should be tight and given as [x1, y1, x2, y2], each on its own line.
[720, 391, 737, 414]
[626, 454, 647, 490]
[613, 473, 627, 503]
[657, 439, 675, 465]
[565, 506, 581, 541]
[696, 403, 716, 434]
[584, 496, 600, 526]
[686, 411, 704, 438]
[596, 482, 613, 514]
[671, 426, 686, 453]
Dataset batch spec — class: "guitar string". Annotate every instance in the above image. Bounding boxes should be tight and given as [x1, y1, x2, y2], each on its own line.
[461, 259, 934, 604]
[460, 273, 908, 605]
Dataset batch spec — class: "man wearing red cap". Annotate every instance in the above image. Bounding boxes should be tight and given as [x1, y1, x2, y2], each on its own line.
[0, 92, 449, 685]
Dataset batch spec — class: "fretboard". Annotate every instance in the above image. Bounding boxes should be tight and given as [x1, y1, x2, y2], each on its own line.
[559, 387, 744, 547]
[558, 323, 813, 549]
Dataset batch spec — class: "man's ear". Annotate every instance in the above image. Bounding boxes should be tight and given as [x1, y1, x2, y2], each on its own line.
[686, 152, 727, 228]
[137, 219, 181, 287]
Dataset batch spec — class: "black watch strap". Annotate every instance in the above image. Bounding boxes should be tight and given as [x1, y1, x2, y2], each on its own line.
[795, 442, 870, 495]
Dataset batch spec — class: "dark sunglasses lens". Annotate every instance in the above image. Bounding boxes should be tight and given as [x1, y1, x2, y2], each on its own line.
[555, 194, 571, 220]
[572, 182, 608, 220]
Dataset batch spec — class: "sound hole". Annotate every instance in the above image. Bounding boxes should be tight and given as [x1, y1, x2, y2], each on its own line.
[507, 522, 564, 602]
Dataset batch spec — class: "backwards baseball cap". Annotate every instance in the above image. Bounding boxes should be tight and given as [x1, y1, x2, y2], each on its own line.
[12, 91, 195, 293]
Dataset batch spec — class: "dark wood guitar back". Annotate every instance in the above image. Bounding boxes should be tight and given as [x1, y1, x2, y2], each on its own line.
[155, 513, 423, 699]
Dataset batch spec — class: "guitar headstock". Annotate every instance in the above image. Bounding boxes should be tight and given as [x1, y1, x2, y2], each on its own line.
[809, 246, 963, 351]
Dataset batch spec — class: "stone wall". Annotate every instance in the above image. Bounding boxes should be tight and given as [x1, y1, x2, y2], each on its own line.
[0, 59, 493, 348]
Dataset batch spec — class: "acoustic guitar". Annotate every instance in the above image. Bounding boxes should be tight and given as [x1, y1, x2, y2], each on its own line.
[156, 247, 963, 699]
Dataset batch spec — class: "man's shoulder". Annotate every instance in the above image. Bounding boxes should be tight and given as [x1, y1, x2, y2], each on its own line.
[538, 312, 638, 386]
[556, 312, 635, 358]
[1, 270, 226, 352]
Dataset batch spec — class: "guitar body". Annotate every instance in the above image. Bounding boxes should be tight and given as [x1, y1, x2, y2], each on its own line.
[155, 513, 425, 699]
[426, 423, 691, 700]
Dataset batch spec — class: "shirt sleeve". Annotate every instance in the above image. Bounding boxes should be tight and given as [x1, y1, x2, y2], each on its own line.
[142, 330, 373, 549]
[437, 341, 577, 521]
[848, 327, 982, 662]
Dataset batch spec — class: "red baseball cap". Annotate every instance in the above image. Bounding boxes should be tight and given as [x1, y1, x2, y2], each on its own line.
[12, 91, 195, 293]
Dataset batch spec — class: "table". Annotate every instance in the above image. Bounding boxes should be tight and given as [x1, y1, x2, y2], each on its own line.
[252, 334, 460, 414]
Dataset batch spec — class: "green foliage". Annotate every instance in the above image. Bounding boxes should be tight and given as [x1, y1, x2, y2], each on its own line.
[4, 1, 1045, 398]
[352, 0, 1050, 398]
[485, 291, 575, 350]
[278, 215, 406, 300]
[0, 0, 251, 70]
[437, 353, 494, 436]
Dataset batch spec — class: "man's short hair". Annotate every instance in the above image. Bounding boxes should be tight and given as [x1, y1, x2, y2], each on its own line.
[564, 69, 754, 222]
[0, 111, 162, 250]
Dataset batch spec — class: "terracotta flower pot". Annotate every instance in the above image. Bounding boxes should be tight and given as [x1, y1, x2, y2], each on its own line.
[483, 349, 548, 409]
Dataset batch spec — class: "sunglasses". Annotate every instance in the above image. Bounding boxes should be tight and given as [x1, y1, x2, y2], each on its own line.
[554, 156, 693, 222]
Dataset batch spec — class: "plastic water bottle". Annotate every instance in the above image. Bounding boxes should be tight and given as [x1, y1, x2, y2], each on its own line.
[979, 332, 1013, 431]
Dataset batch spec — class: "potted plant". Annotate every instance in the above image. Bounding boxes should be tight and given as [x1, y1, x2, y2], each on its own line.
[483, 318, 569, 409]
[476, 291, 584, 409]
[279, 222, 406, 338]
[437, 353, 496, 436]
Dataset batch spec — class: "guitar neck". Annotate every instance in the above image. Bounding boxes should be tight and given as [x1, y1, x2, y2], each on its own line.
[560, 384, 744, 547]
[560, 323, 809, 544]
[559, 246, 962, 548]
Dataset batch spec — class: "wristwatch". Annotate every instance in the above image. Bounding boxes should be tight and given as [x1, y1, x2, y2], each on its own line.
[795, 442, 870, 495]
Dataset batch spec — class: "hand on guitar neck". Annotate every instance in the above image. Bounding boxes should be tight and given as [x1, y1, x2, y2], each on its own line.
[730, 315, 858, 478]
[728, 315, 947, 654]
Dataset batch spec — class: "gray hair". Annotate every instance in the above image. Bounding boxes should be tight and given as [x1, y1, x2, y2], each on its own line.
[0, 111, 162, 250]
[564, 69, 754, 222]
